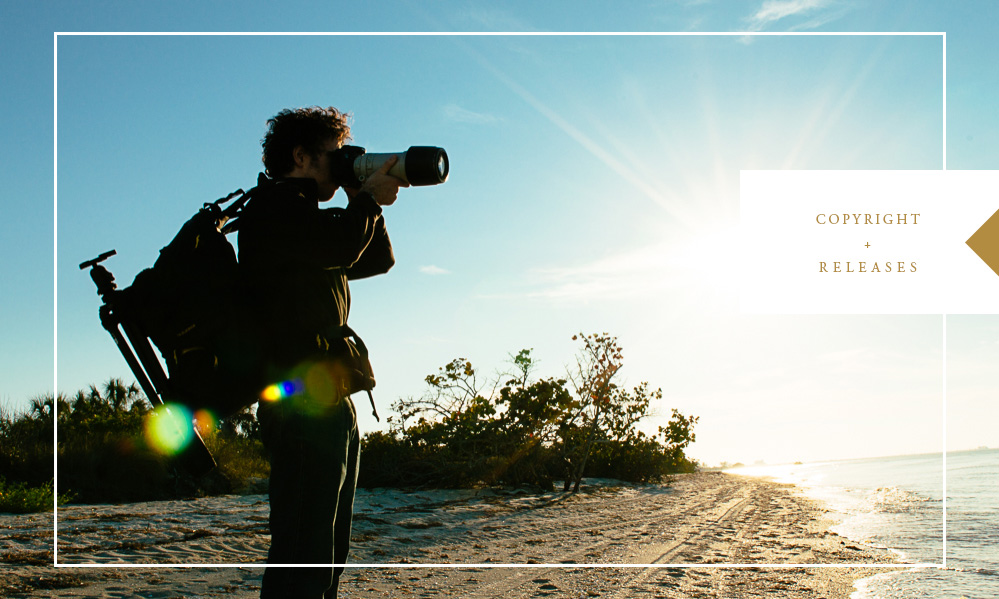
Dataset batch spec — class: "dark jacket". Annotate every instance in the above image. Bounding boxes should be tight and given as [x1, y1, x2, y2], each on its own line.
[237, 175, 393, 370]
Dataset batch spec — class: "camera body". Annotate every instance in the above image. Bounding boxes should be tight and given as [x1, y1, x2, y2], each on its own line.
[329, 145, 449, 188]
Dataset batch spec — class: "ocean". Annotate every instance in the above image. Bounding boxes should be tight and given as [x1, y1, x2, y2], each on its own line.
[732, 449, 999, 599]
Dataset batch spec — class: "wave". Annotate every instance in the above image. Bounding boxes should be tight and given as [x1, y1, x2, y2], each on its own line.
[951, 566, 999, 578]
[853, 566, 999, 599]
[864, 486, 935, 513]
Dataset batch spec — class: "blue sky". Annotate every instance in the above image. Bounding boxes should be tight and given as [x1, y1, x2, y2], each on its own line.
[3, 0, 999, 466]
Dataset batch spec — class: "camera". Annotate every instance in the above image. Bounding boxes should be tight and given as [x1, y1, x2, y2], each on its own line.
[329, 145, 449, 188]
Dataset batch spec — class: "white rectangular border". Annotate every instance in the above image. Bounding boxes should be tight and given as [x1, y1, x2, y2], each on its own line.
[53, 30, 949, 571]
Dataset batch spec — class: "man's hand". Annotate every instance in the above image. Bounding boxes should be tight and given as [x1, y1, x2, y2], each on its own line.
[346, 155, 410, 206]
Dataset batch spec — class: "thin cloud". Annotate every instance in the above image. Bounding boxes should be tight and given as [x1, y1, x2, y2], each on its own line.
[419, 265, 451, 276]
[505, 225, 742, 303]
[488, 241, 686, 303]
[745, 0, 830, 31]
[451, 6, 536, 32]
[443, 103, 499, 125]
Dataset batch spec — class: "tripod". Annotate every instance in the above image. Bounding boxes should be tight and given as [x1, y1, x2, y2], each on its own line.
[80, 250, 217, 477]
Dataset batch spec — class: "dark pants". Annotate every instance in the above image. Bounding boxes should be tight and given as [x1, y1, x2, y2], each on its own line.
[259, 392, 359, 599]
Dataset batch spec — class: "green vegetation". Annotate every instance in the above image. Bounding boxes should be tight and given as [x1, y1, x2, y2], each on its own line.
[358, 333, 698, 490]
[0, 379, 269, 508]
[1, 333, 698, 510]
[0, 477, 73, 514]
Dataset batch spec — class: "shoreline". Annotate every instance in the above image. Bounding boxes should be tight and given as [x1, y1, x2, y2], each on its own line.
[1, 472, 901, 598]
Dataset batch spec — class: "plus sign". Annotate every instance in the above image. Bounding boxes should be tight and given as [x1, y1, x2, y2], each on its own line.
[865, 242, 871, 248]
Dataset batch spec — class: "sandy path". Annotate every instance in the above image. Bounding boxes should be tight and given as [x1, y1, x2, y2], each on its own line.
[0, 472, 898, 598]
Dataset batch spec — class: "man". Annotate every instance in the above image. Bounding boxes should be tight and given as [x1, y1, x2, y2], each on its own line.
[238, 106, 407, 598]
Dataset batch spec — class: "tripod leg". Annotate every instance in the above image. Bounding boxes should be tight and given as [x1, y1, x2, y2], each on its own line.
[100, 306, 164, 407]
[99, 306, 217, 476]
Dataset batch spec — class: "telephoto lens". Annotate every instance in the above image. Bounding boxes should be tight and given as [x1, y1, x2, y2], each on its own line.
[330, 146, 449, 188]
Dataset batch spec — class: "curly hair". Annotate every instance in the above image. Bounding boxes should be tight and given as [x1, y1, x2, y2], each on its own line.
[261, 106, 352, 177]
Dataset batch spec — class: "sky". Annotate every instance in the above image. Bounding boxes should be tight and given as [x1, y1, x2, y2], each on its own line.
[2, 0, 999, 467]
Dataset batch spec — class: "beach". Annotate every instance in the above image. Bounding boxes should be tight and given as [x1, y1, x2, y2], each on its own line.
[1, 472, 899, 598]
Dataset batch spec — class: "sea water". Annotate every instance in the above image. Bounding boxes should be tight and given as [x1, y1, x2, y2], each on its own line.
[733, 449, 999, 599]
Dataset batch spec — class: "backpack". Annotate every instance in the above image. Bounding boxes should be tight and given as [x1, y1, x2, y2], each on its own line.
[91, 182, 380, 424]
[115, 189, 267, 420]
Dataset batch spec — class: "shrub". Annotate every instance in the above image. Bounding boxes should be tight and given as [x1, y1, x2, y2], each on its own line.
[0, 477, 74, 514]
[3, 382, 271, 504]
[362, 341, 699, 491]
[203, 432, 269, 494]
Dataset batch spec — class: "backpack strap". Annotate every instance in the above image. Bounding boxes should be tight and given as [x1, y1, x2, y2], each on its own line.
[343, 325, 380, 422]
[217, 173, 279, 235]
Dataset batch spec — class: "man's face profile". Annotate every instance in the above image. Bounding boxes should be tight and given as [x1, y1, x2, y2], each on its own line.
[293, 137, 341, 201]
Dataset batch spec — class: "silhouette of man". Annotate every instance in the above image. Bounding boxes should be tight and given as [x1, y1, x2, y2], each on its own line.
[238, 106, 407, 598]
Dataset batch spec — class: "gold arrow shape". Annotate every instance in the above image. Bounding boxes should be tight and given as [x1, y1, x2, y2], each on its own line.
[967, 208, 999, 278]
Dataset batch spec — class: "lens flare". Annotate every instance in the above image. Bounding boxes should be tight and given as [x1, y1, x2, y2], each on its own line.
[144, 403, 194, 456]
[261, 378, 305, 402]
[193, 409, 217, 438]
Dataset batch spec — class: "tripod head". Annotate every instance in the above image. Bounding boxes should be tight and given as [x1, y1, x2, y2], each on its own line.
[79, 249, 118, 301]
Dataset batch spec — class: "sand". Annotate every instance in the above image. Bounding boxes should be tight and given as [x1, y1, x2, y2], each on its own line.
[0, 472, 901, 598]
